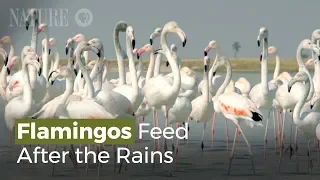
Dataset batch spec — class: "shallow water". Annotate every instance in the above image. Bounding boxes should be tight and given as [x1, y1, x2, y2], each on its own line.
[1, 71, 320, 179]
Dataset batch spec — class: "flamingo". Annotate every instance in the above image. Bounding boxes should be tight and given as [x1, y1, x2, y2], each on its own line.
[5, 53, 41, 142]
[189, 56, 213, 151]
[112, 26, 144, 112]
[249, 27, 277, 159]
[85, 38, 135, 118]
[0, 55, 19, 99]
[286, 67, 320, 174]
[235, 77, 251, 97]
[277, 39, 320, 171]
[143, 21, 187, 161]
[0, 36, 16, 67]
[210, 55, 263, 175]
[109, 21, 129, 87]
[0, 49, 9, 100]
[149, 27, 163, 77]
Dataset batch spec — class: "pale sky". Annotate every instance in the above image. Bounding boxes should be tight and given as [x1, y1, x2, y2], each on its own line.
[1, 0, 320, 59]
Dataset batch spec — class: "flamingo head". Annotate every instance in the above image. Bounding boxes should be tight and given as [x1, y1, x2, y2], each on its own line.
[0, 36, 12, 45]
[25, 8, 39, 30]
[65, 38, 75, 55]
[88, 38, 103, 58]
[204, 40, 217, 56]
[149, 27, 162, 45]
[301, 39, 320, 60]
[311, 29, 320, 43]
[310, 95, 320, 109]
[212, 56, 228, 76]
[72, 34, 85, 42]
[116, 21, 128, 32]
[288, 71, 308, 93]
[6, 56, 20, 75]
[0, 48, 8, 66]
[126, 26, 135, 49]
[37, 24, 48, 35]
[257, 27, 268, 47]
[137, 44, 153, 59]
[164, 21, 187, 47]
[267, 46, 277, 55]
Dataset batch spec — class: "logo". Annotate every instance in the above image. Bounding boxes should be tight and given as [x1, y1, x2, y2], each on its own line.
[75, 8, 93, 27]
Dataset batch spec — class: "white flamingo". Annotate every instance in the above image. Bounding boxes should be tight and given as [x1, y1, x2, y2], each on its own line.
[285, 67, 320, 174]
[5, 53, 41, 143]
[112, 26, 143, 112]
[249, 27, 277, 158]
[189, 56, 213, 151]
[143, 22, 187, 160]
[210, 55, 263, 175]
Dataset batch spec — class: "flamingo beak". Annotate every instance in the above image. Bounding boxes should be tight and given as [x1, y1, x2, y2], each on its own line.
[48, 49, 51, 55]
[7, 68, 10, 75]
[74, 69, 78, 76]
[166, 61, 169, 67]
[132, 39, 135, 50]
[26, 21, 29, 30]
[257, 40, 260, 47]
[204, 65, 208, 72]
[150, 39, 153, 45]
[66, 47, 69, 55]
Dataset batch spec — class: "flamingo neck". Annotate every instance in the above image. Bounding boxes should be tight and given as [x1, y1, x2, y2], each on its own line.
[293, 72, 311, 126]
[297, 45, 314, 101]
[102, 61, 109, 82]
[273, 54, 280, 80]
[60, 75, 74, 106]
[202, 65, 209, 102]
[261, 39, 268, 96]
[146, 52, 155, 82]
[31, 22, 38, 54]
[67, 47, 74, 70]
[51, 48, 60, 72]
[153, 52, 163, 76]
[0, 64, 8, 89]
[136, 58, 144, 80]
[126, 35, 139, 107]
[76, 50, 94, 98]
[209, 48, 221, 90]
[215, 59, 232, 97]
[160, 30, 181, 98]
[114, 27, 126, 86]
[22, 62, 33, 111]
[42, 31, 49, 80]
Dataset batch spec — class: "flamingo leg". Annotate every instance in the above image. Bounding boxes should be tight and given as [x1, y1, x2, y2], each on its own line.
[307, 139, 313, 175]
[186, 118, 190, 146]
[278, 110, 286, 172]
[201, 122, 206, 152]
[317, 140, 319, 166]
[237, 124, 256, 175]
[163, 108, 169, 152]
[285, 114, 294, 159]
[211, 111, 216, 148]
[273, 110, 277, 152]
[294, 127, 299, 172]
[171, 124, 175, 152]
[264, 110, 271, 161]
[113, 145, 117, 173]
[153, 110, 157, 151]
[228, 128, 238, 175]
[277, 110, 282, 147]
[224, 118, 229, 151]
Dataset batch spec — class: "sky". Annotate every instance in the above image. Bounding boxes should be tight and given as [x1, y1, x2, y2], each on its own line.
[1, 0, 320, 60]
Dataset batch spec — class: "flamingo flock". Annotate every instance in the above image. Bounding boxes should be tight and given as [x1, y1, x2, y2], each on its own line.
[1, 8, 320, 177]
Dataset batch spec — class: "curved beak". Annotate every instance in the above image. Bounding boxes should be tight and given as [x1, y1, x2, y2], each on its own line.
[65, 47, 69, 55]
[4, 56, 8, 66]
[204, 46, 211, 56]
[166, 61, 169, 67]
[48, 48, 51, 55]
[25, 15, 31, 30]
[7, 68, 10, 75]
[260, 53, 263, 62]
[177, 28, 187, 47]
[150, 39, 153, 45]
[257, 34, 261, 47]
[137, 48, 146, 59]
[287, 79, 296, 93]
[90, 46, 101, 58]
[38, 67, 42, 76]
[132, 39, 135, 50]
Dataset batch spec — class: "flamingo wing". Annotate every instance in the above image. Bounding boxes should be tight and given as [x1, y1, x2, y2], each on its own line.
[217, 92, 263, 122]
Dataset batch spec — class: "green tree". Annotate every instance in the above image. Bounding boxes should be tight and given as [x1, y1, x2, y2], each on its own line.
[232, 41, 241, 58]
